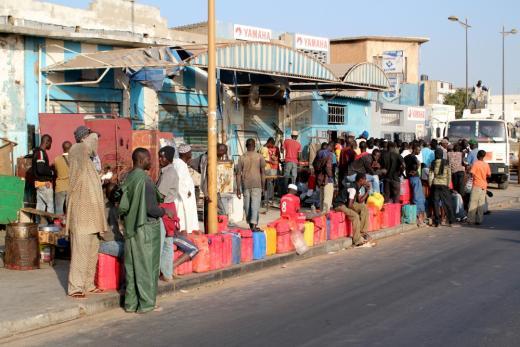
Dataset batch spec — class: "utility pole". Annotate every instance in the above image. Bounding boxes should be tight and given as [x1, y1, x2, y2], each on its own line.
[448, 16, 471, 108]
[206, 0, 218, 234]
[501, 26, 517, 120]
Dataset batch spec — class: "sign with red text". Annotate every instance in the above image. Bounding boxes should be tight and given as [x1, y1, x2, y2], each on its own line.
[407, 107, 426, 121]
[233, 24, 272, 42]
[294, 34, 329, 52]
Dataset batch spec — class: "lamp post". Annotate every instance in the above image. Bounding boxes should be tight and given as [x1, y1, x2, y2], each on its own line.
[207, 0, 218, 234]
[448, 16, 471, 108]
[500, 26, 517, 120]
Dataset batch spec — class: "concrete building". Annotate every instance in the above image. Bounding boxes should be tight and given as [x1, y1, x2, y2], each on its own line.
[421, 79, 456, 105]
[487, 94, 520, 124]
[0, 0, 209, 160]
[330, 36, 429, 85]
[1, 0, 388, 168]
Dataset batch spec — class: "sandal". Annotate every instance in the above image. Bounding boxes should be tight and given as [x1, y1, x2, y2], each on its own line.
[89, 288, 104, 294]
[69, 292, 86, 299]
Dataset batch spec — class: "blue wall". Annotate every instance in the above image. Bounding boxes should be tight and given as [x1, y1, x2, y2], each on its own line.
[399, 83, 420, 106]
[310, 93, 371, 137]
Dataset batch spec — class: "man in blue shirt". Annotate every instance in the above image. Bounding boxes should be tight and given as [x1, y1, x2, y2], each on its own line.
[466, 140, 479, 166]
[420, 140, 435, 167]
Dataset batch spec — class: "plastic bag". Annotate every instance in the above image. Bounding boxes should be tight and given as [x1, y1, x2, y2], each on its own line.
[291, 230, 309, 255]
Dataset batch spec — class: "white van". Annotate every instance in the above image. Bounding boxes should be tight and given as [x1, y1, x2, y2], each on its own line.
[447, 118, 510, 189]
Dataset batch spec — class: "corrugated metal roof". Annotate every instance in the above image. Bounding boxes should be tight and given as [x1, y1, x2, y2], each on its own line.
[327, 63, 390, 90]
[43, 46, 181, 72]
[185, 42, 339, 83]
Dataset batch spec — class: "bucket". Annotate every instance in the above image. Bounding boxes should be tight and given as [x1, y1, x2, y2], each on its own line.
[4, 223, 40, 270]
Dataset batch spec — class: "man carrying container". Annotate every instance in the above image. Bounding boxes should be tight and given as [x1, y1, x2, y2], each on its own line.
[333, 173, 371, 247]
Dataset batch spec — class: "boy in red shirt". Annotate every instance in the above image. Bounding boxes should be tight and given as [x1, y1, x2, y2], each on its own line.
[280, 184, 300, 217]
[468, 150, 491, 225]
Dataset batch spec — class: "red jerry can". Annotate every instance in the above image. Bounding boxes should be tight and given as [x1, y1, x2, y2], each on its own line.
[381, 204, 392, 229]
[231, 229, 253, 262]
[217, 215, 228, 233]
[367, 206, 382, 232]
[95, 253, 124, 291]
[221, 232, 233, 268]
[272, 217, 295, 254]
[173, 246, 193, 276]
[392, 203, 402, 226]
[208, 234, 224, 271]
[399, 179, 411, 205]
[336, 211, 351, 238]
[312, 215, 327, 245]
[327, 212, 341, 240]
[189, 233, 210, 273]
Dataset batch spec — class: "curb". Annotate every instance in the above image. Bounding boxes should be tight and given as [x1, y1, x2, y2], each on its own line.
[1, 197, 519, 339]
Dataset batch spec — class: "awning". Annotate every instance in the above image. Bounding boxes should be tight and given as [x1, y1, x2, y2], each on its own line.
[43, 46, 182, 72]
[184, 42, 339, 83]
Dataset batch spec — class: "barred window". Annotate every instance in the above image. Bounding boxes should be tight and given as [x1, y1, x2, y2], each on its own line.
[380, 109, 401, 126]
[328, 104, 346, 125]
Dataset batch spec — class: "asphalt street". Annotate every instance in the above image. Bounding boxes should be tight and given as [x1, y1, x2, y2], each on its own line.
[4, 206, 520, 347]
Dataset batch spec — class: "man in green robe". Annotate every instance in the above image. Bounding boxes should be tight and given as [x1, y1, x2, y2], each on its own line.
[119, 148, 172, 313]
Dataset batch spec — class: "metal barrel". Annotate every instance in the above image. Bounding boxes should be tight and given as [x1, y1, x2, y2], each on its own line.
[4, 223, 40, 270]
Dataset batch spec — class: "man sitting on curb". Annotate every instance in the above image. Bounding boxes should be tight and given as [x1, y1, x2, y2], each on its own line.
[333, 173, 371, 247]
[280, 184, 300, 217]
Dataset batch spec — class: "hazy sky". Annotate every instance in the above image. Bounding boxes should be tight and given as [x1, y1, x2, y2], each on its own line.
[46, 0, 520, 94]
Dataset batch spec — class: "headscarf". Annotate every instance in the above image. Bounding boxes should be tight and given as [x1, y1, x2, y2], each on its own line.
[433, 147, 446, 175]
[159, 146, 176, 163]
[74, 126, 90, 143]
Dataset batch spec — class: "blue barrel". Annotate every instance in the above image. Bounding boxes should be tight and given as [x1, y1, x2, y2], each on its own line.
[253, 231, 266, 260]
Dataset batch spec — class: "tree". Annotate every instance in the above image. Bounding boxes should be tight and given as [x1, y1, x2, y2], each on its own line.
[444, 89, 466, 119]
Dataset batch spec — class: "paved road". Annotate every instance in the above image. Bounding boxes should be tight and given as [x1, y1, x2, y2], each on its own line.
[4, 206, 520, 347]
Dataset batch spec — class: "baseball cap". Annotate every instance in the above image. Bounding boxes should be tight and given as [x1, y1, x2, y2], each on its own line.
[288, 184, 298, 191]
[291, 130, 299, 136]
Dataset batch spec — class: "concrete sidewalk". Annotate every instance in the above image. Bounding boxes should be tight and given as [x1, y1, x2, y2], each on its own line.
[1, 184, 519, 339]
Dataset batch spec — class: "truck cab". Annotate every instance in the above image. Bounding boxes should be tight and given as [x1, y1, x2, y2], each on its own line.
[447, 110, 510, 189]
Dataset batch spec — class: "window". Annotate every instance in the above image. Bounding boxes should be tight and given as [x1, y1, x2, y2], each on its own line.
[328, 104, 345, 124]
[380, 109, 401, 126]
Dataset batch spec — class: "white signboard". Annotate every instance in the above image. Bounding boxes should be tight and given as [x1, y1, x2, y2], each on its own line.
[294, 34, 329, 52]
[407, 107, 426, 121]
[233, 24, 272, 42]
[383, 76, 400, 101]
[382, 50, 404, 73]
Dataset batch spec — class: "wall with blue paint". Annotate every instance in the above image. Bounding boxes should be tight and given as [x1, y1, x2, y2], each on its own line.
[0, 34, 27, 161]
[310, 93, 371, 137]
[399, 83, 420, 106]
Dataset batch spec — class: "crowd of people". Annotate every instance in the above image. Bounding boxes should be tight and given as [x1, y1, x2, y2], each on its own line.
[31, 127, 204, 312]
[253, 131, 492, 247]
[29, 125, 492, 313]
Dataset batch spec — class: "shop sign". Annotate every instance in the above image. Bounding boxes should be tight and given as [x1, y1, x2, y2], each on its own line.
[382, 50, 404, 73]
[233, 24, 272, 42]
[407, 107, 426, 121]
[294, 34, 329, 52]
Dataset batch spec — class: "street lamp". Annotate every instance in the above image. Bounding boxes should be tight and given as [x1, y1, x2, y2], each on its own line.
[500, 26, 517, 120]
[448, 16, 471, 108]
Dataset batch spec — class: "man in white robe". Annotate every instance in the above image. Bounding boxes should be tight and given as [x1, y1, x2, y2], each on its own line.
[173, 144, 200, 233]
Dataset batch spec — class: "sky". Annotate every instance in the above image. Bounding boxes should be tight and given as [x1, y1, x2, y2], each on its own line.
[46, 0, 520, 94]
